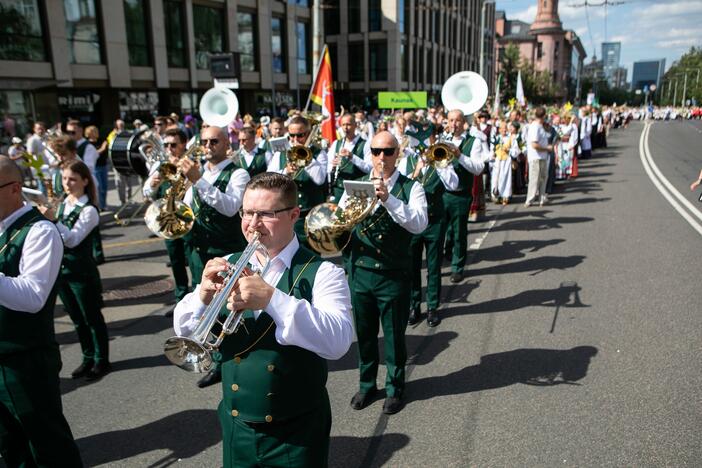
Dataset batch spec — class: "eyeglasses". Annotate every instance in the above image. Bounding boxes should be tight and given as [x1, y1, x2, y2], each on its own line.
[370, 147, 396, 156]
[289, 132, 306, 138]
[239, 207, 295, 220]
[201, 138, 220, 146]
[164, 142, 180, 148]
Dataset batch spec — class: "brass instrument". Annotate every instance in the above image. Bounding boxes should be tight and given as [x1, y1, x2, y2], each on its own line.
[423, 143, 456, 169]
[163, 232, 271, 372]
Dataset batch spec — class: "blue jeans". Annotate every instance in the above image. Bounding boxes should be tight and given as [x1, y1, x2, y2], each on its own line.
[94, 164, 109, 209]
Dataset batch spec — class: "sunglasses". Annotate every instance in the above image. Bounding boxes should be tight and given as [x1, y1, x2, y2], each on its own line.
[289, 132, 306, 138]
[201, 138, 220, 146]
[65, 130, 76, 135]
[164, 142, 180, 148]
[370, 147, 396, 156]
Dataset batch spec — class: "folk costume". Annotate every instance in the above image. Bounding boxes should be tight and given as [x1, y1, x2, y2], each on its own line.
[0, 203, 83, 466]
[556, 122, 579, 180]
[236, 145, 272, 179]
[341, 169, 428, 400]
[490, 133, 520, 203]
[76, 140, 105, 264]
[326, 135, 371, 203]
[174, 237, 353, 467]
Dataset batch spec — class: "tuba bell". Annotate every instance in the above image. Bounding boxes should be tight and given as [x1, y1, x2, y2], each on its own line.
[441, 71, 489, 116]
[200, 86, 239, 127]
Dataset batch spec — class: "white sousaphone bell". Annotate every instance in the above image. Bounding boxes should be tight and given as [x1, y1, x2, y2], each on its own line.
[441, 71, 489, 116]
[199, 85, 240, 127]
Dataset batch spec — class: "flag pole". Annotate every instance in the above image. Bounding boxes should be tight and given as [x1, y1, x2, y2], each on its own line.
[304, 44, 328, 112]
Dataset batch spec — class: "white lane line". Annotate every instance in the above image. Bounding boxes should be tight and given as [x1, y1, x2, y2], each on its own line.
[469, 205, 504, 250]
[639, 123, 702, 236]
[644, 123, 702, 223]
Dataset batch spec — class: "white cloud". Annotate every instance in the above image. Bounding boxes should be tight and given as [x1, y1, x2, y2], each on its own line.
[636, 0, 702, 19]
[659, 38, 701, 49]
[512, 5, 537, 23]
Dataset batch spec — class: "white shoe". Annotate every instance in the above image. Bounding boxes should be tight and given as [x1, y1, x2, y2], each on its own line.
[524, 201, 531, 208]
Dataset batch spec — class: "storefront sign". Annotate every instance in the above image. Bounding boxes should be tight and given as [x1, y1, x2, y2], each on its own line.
[256, 92, 295, 107]
[119, 91, 159, 112]
[377, 92, 427, 109]
[58, 91, 101, 113]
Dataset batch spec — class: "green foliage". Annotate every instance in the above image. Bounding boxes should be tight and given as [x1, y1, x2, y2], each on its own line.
[660, 46, 702, 106]
[0, 4, 45, 61]
[498, 44, 558, 104]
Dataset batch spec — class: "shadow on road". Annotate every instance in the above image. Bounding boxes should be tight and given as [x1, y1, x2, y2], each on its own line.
[467, 255, 586, 277]
[473, 239, 566, 263]
[407, 346, 599, 403]
[488, 216, 594, 233]
[56, 311, 173, 346]
[76, 409, 219, 467]
[105, 248, 169, 263]
[330, 433, 411, 468]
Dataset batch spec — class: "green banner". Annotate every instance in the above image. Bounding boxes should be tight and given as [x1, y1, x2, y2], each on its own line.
[377, 91, 427, 109]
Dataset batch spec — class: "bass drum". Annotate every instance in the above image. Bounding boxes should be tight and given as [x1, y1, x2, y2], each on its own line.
[109, 130, 149, 179]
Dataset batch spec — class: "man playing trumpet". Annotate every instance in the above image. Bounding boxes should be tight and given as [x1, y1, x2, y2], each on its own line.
[173, 172, 353, 467]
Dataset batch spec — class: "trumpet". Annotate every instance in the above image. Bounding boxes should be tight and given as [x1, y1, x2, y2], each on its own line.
[423, 143, 456, 169]
[163, 231, 271, 372]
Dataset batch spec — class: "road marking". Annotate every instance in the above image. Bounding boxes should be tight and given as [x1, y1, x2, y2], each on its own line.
[103, 237, 162, 249]
[639, 122, 702, 236]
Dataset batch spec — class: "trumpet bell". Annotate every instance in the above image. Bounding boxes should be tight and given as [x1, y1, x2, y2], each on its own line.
[164, 336, 214, 372]
[441, 71, 489, 116]
[425, 143, 455, 169]
[200, 86, 239, 127]
[144, 199, 195, 239]
[287, 145, 313, 168]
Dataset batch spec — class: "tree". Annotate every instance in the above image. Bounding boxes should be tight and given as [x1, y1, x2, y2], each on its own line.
[498, 43, 558, 105]
[660, 46, 702, 106]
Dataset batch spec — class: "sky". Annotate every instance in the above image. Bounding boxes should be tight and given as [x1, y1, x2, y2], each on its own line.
[495, 0, 702, 77]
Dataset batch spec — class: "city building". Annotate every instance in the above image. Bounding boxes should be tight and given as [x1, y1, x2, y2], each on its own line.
[601, 41, 621, 87]
[495, 0, 586, 101]
[0, 0, 496, 138]
[611, 66, 627, 89]
[631, 59, 666, 92]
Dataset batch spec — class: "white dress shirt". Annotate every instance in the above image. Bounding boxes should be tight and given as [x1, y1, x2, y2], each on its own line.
[76, 138, 99, 174]
[173, 236, 354, 360]
[183, 158, 250, 217]
[238, 145, 272, 169]
[0, 203, 63, 314]
[449, 132, 485, 175]
[267, 149, 328, 186]
[338, 169, 428, 235]
[396, 154, 460, 192]
[55, 195, 99, 248]
[326, 135, 372, 177]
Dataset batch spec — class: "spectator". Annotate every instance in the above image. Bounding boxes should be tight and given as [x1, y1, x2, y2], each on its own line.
[86, 125, 108, 210]
[525, 107, 552, 207]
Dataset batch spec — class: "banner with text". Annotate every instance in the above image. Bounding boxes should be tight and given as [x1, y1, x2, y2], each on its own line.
[377, 91, 427, 109]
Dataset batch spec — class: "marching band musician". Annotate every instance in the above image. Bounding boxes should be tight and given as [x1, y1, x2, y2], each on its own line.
[442, 110, 484, 284]
[0, 157, 84, 467]
[257, 117, 285, 153]
[39, 159, 111, 381]
[341, 131, 428, 415]
[235, 126, 271, 178]
[326, 113, 372, 203]
[142, 128, 191, 305]
[173, 172, 353, 467]
[180, 125, 250, 389]
[398, 128, 459, 327]
[266, 115, 327, 247]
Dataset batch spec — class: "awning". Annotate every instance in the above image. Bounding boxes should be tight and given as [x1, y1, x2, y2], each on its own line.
[0, 78, 68, 91]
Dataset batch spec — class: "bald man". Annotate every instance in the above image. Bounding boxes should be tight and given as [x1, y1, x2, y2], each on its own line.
[340, 131, 428, 415]
[180, 125, 251, 388]
[0, 157, 83, 466]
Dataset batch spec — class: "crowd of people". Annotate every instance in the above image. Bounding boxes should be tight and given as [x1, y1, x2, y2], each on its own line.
[1, 101, 623, 467]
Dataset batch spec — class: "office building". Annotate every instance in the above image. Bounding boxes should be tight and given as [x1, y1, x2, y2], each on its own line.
[631, 59, 666, 91]
[601, 41, 621, 87]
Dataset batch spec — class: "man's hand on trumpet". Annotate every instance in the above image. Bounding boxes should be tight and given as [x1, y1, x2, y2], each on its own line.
[179, 157, 201, 184]
[226, 274, 275, 312]
[199, 257, 231, 305]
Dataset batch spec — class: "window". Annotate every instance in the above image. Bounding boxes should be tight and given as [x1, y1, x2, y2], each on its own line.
[194, 5, 224, 69]
[124, 0, 150, 66]
[323, 0, 339, 35]
[433, 8, 439, 43]
[328, 43, 337, 81]
[369, 41, 387, 81]
[348, 0, 360, 33]
[400, 42, 408, 82]
[64, 0, 102, 64]
[398, 0, 404, 34]
[164, 0, 186, 67]
[348, 42, 364, 81]
[289, 0, 309, 5]
[0, 0, 46, 61]
[296, 22, 309, 74]
[368, 0, 381, 32]
[237, 11, 257, 71]
[271, 17, 285, 73]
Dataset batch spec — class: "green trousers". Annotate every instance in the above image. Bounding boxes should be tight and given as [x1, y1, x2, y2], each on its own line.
[0, 347, 83, 467]
[165, 238, 190, 301]
[59, 275, 109, 364]
[442, 192, 472, 274]
[219, 396, 331, 468]
[410, 220, 445, 311]
[350, 266, 409, 397]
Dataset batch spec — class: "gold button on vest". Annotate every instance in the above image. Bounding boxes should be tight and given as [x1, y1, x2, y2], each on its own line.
[231, 384, 239, 392]
[234, 357, 241, 364]
[231, 409, 239, 417]
[265, 415, 273, 423]
[267, 364, 275, 372]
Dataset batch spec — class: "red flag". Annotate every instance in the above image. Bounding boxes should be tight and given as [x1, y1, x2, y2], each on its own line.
[308, 45, 336, 143]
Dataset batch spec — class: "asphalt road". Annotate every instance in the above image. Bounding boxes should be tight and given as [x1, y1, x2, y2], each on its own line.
[8, 120, 701, 467]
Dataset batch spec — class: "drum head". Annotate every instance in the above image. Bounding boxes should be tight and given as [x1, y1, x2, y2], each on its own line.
[109, 130, 149, 178]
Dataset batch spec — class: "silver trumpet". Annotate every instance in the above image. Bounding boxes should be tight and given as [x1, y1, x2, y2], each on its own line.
[163, 231, 271, 372]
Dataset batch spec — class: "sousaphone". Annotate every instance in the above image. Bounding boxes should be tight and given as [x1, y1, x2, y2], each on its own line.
[199, 86, 239, 127]
[441, 71, 489, 116]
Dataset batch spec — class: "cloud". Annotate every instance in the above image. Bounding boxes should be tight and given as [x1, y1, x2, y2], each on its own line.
[636, 0, 702, 19]
[512, 5, 537, 23]
[659, 38, 701, 49]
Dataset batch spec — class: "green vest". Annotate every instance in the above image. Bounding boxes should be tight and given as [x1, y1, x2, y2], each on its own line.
[237, 146, 268, 178]
[57, 201, 99, 279]
[219, 245, 326, 423]
[289, 146, 326, 211]
[406, 154, 445, 223]
[447, 136, 476, 195]
[191, 163, 246, 255]
[76, 140, 89, 159]
[330, 137, 367, 203]
[52, 170, 64, 197]
[0, 208, 58, 355]
[348, 173, 417, 271]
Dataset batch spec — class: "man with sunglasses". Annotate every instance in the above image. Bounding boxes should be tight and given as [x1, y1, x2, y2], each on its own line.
[180, 125, 250, 388]
[326, 113, 372, 203]
[442, 109, 485, 284]
[235, 127, 271, 178]
[340, 131, 428, 415]
[173, 172, 353, 467]
[266, 115, 327, 247]
[143, 129, 192, 306]
[0, 157, 84, 466]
